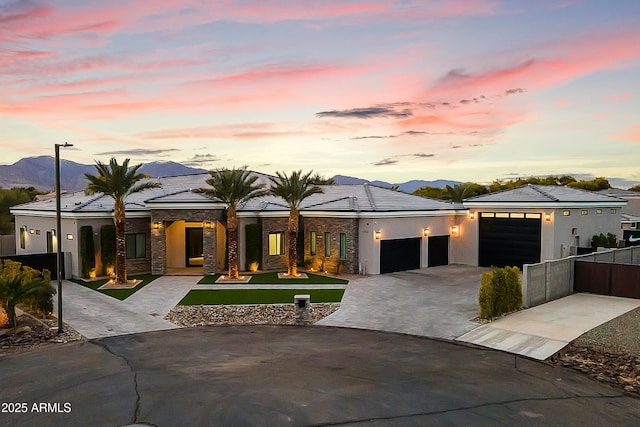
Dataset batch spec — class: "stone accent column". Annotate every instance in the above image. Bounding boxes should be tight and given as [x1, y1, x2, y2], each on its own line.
[151, 220, 166, 275]
[203, 224, 217, 275]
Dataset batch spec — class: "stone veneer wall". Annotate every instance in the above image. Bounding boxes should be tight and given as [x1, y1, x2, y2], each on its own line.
[303, 217, 359, 274]
[125, 217, 152, 275]
[150, 209, 224, 275]
[260, 217, 289, 271]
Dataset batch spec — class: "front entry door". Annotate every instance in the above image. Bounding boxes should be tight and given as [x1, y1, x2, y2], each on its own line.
[186, 228, 204, 267]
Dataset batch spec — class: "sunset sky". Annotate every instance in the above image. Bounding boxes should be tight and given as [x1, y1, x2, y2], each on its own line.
[2, 0, 640, 187]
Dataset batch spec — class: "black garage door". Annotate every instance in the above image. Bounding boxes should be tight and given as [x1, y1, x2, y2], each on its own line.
[380, 238, 421, 274]
[428, 235, 449, 267]
[479, 216, 541, 268]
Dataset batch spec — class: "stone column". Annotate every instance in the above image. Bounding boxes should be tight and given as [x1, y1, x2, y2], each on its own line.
[151, 221, 166, 275]
[203, 223, 217, 275]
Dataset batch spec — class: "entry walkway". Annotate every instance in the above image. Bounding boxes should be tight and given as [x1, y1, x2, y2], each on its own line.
[457, 293, 640, 360]
[124, 275, 200, 317]
[55, 280, 179, 339]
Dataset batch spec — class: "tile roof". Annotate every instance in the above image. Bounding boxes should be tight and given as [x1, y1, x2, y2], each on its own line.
[464, 184, 627, 205]
[11, 173, 457, 215]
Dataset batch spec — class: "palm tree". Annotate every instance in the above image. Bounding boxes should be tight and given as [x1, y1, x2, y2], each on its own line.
[446, 183, 474, 203]
[196, 167, 267, 279]
[85, 158, 161, 284]
[270, 170, 322, 276]
[0, 265, 54, 329]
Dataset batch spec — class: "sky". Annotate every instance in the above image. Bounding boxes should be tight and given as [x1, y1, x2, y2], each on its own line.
[2, 0, 640, 187]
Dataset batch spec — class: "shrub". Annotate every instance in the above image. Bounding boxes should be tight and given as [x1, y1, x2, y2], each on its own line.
[590, 233, 618, 249]
[100, 224, 116, 275]
[245, 223, 262, 270]
[0, 259, 54, 328]
[80, 225, 96, 278]
[479, 266, 522, 319]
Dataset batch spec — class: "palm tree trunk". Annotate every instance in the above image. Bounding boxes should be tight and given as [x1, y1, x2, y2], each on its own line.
[227, 205, 239, 279]
[288, 209, 299, 276]
[114, 199, 127, 284]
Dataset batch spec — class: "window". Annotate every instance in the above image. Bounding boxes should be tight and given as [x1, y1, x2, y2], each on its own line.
[596, 209, 603, 215]
[481, 212, 494, 218]
[310, 231, 317, 255]
[46, 231, 54, 253]
[268, 232, 284, 256]
[126, 233, 146, 259]
[19, 226, 27, 249]
[581, 210, 588, 215]
[563, 210, 571, 216]
[339, 233, 347, 259]
[510, 213, 525, 219]
[324, 232, 331, 257]
[525, 213, 541, 219]
[611, 209, 617, 214]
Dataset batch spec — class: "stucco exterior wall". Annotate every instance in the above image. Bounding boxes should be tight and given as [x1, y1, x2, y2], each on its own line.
[358, 214, 460, 275]
[552, 207, 621, 258]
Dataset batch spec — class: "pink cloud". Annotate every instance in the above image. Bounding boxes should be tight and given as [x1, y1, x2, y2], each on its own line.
[602, 92, 630, 101]
[608, 124, 640, 143]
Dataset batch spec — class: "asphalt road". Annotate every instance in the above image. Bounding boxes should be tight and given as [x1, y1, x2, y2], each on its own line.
[1, 326, 639, 426]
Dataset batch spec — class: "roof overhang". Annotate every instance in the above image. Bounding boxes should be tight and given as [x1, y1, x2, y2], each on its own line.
[237, 209, 464, 218]
[11, 209, 150, 219]
[463, 201, 627, 209]
[146, 202, 227, 210]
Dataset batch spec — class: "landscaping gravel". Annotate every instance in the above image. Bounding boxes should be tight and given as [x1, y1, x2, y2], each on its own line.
[165, 303, 340, 327]
[555, 306, 640, 395]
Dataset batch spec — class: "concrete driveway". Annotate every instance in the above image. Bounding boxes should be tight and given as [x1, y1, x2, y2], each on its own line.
[317, 264, 487, 339]
[2, 326, 638, 426]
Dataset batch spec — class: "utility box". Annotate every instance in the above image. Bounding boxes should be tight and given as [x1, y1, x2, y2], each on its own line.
[294, 294, 311, 325]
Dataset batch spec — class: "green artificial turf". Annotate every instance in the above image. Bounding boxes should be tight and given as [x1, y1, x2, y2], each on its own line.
[178, 288, 345, 305]
[69, 274, 160, 301]
[197, 271, 348, 285]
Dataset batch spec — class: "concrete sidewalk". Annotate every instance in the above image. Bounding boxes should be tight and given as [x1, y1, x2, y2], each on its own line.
[55, 280, 179, 339]
[457, 293, 640, 360]
[124, 275, 199, 317]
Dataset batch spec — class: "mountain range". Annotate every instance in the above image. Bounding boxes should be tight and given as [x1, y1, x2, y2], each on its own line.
[0, 156, 459, 193]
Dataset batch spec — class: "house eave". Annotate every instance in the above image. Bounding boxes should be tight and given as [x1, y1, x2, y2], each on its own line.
[463, 201, 627, 209]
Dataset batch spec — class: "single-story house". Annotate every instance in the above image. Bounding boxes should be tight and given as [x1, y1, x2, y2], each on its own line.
[10, 176, 627, 278]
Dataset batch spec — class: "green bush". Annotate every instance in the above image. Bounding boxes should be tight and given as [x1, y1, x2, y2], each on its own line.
[590, 232, 618, 249]
[100, 224, 116, 275]
[479, 266, 522, 319]
[245, 223, 262, 270]
[80, 225, 96, 278]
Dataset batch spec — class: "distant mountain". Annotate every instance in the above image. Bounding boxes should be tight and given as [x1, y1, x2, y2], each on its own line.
[331, 175, 460, 193]
[0, 157, 206, 192]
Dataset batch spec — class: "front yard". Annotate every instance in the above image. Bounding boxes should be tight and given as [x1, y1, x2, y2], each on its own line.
[178, 288, 345, 305]
[69, 274, 160, 300]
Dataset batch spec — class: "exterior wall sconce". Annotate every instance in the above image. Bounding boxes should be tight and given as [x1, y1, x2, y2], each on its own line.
[29, 228, 35, 234]
[203, 221, 213, 229]
[468, 212, 475, 220]
[451, 225, 460, 237]
[544, 213, 551, 222]
[423, 227, 430, 237]
[153, 221, 161, 229]
[374, 230, 381, 240]
[66, 233, 73, 240]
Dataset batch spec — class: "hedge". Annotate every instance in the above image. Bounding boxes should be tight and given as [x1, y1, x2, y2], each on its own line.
[479, 266, 522, 319]
[80, 225, 95, 278]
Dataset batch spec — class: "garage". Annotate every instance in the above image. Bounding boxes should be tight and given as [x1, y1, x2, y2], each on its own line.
[479, 213, 541, 268]
[380, 238, 421, 274]
[428, 235, 449, 267]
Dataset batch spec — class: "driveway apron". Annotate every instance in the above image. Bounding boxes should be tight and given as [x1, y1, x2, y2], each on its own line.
[317, 264, 487, 339]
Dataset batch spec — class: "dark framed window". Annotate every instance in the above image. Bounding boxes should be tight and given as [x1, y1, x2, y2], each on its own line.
[19, 226, 27, 249]
[310, 231, 317, 255]
[126, 233, 146, 259]
[269, 232, 284, 256]
[339, 233, 347, 259]
[324, 232, 331, 257]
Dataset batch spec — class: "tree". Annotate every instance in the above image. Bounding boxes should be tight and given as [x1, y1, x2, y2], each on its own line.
[413, 186, 449, 200]
[567, 177, 611, 191]
[0, 260, 54, 329]
[629, 184, 640, 192]
[0, 187, 43, 235]
[446, 182, 488, 203]
[85, 158, 161, 284]
[270, 170, 323, 276]
[309, 173, 336, 185]
[196, 167, 267, 279]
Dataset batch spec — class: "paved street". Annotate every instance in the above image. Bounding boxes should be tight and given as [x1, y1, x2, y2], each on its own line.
[2, 326, 639, 426]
